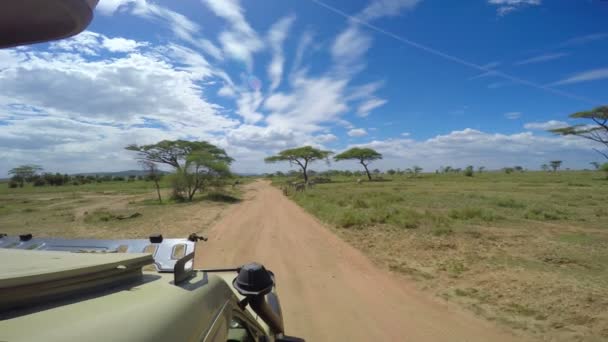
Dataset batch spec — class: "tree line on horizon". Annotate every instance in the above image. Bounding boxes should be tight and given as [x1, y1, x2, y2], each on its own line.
[6, 165, 153, 188]
[6, 106, 608, 190]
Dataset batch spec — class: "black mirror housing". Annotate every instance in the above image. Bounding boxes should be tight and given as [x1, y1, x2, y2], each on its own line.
[0, 0, 98, 49]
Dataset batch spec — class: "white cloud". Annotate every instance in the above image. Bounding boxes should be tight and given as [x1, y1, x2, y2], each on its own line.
[267, 16, 296, 92]
[514, 52, 568, 66]
[504, 112, 522, 119]
[201, 0, 263, 70]
[315, 133, 338, 143]
[488, 0, 541, 16]
[96, 0, 135, 15]
[551, 67, 608, 86]
[99, 0, 227, 61]
[131, 1, 200, 42]
[350, 128, 598, 171]
[0, 32, 236, 135]
[401, 132, 411, 137]
[236, 91, 264, 123]
[331, 25, 372, 67]
[291, 31, 315, 79]
[524, 120, 568, 130]
[357, 98, 387, 117]
[264, 76, 349, 132]
[358, 0, 422, 21]
[50, 31, 102, 55]
[218, 85, 237, 97]
[348, 128, 368, 137]
[102, 37, 147, 52]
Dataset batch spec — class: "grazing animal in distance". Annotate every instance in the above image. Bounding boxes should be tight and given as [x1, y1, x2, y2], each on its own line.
[357, 178, 362, 184]
[295, 183, 305, 192]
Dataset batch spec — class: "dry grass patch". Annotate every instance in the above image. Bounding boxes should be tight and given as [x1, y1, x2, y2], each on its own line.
[273, 171, 608, 341]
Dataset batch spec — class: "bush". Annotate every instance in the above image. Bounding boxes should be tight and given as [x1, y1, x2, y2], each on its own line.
[524, 206, 568, 221]
[449, 207, 497, 221]
[8, 181, 19, 188]
[33, 178, 46, 187]
[311, 176, 331, 184]
[353, 199, 369, 209]
[601, 163, 608, 179]
[495, 198, 526, 209]
[464, 166, 474, 177]
[388, 209, 423, 229]
[337, 210, 367, 228]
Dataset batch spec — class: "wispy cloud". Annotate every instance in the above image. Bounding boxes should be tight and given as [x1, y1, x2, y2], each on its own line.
[357, 0, 422, 21]
[357, 98, 387, 117]
[558, 32, 608, 48]
[514, 52, 568, 66]
[551, 67, 608, 86]
[504, 112, 522, 119]
[524, 120, 568, 130]
[488, 0, 541, 16]
[201, 0, 263, 70]
[469, 62, 501, 80]
[348, 128, 368, 137]
[311, 0, 597, 105]
[267, 15, 296, 92]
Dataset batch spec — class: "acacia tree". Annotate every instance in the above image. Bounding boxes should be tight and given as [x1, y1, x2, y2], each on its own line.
[140, 160, 163, 203]
[550, 106, 608, 159]
[9, 165, 43, 187]
[550, 160, 562, 172]
[334, 148, 382, 181]
[265, 146, 332, 183]
[127, 140, 233, 201]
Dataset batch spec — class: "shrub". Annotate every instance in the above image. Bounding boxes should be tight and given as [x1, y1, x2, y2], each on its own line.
[337, 210, 367, 228]
[495, 198, 526, 209]
[33, 178, 46, 187]
[449, 207, 497, 221]
[388, 209, 422, 229]
[464, 166, 474, 177]
[601, 163, 608, 179]
[353, 199, 369, 209]
[524, 206, 568, 221]
[8, 181, 19, 188]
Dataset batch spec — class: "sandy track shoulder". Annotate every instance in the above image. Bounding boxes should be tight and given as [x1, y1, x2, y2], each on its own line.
[195, 180, 523, 341]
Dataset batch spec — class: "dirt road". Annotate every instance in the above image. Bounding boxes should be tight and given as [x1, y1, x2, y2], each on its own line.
[195, 180, 521, 341]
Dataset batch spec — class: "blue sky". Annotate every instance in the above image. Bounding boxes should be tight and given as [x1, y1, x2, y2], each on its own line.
[1, 0, 607, 175]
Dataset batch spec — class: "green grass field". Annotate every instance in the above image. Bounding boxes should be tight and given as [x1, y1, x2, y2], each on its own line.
[273, 171, 608, 341]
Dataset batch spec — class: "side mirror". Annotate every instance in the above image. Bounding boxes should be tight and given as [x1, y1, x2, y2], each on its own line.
[0, 0, 98, 49]
[276, 336, 305, 342]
